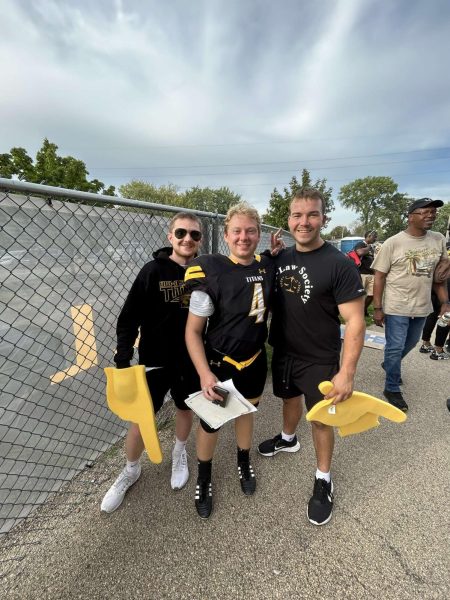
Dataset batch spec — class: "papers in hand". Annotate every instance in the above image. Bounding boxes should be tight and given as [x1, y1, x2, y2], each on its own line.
[185, 379, 257, 429]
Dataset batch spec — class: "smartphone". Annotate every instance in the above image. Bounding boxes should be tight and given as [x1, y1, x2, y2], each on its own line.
[212, 385, 229, 408]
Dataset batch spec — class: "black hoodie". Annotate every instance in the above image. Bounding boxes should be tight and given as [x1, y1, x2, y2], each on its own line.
[114, 247, 192, 368]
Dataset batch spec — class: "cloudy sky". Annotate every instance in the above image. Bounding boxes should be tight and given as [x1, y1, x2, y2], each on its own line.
[1, 0, 450, 229]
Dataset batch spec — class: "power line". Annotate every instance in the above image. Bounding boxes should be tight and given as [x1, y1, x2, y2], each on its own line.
[91, 147, 450, 171]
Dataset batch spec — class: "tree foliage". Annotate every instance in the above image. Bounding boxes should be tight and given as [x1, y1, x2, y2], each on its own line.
[119, 181, 181, 206]
[324, 225, 352, 240]
[377, 192, 410, 239]
[184, 186, 240, 214]
[338, 176, 398, 232]
[433, 201, 450, 237]
[0, 138, 115, 196]
[119, 181, 241, 214]
[262, 169, 334, 230]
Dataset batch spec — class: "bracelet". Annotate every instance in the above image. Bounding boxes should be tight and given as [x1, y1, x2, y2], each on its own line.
[373, 307, 383, 310]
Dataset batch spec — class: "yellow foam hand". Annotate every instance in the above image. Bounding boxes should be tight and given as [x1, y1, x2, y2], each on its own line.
[104, 366, 162, 464]
[306, 381, 407, 437]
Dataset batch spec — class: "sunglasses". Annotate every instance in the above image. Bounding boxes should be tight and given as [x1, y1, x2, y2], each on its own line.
[173, 228, 202, 242]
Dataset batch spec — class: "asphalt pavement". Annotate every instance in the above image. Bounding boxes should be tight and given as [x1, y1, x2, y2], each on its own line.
[1, 328, 449, 600]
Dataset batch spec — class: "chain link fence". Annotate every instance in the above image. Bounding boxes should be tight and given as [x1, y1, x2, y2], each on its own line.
[0, 179, 280, 547]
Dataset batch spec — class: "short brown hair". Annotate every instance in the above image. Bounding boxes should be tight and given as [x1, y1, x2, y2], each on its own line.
[168, 212, 202, 231]
[224, 202, 261, 233]
[290, 187, 326, 214]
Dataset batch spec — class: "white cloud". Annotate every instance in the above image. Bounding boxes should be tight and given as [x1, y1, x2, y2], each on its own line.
[1, 0, 450, 227]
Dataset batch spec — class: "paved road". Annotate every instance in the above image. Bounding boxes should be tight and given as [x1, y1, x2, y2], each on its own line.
[1, 332, 449, 600]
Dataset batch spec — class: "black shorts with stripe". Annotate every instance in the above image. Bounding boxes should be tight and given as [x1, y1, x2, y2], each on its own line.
[271, 349, 339, 411]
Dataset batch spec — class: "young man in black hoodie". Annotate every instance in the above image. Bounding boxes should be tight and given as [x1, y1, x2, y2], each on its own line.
[101, 213, 202, 513]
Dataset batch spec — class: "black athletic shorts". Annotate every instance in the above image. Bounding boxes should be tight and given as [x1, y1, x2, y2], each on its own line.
[144, 360, 200, 414]
[271, 349, 339, 411]
[199, 347, 267, 433]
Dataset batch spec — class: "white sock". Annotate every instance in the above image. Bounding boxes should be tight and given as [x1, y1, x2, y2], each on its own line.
[126, 459, 140, 474]
[316, 468, 331, 483]
[281, 431, 296, 442]
[173, 437, 187, 453]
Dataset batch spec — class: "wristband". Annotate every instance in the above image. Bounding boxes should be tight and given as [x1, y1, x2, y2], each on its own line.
[373, 307, 383, 310]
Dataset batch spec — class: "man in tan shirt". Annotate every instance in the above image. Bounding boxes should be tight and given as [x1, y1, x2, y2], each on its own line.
[372, 198, 449, 411]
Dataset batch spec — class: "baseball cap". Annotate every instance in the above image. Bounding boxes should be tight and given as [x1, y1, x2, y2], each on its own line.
[407, 198, 443, 214]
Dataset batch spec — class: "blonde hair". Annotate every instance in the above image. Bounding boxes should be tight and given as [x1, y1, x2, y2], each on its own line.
[224, 202, 261, 233]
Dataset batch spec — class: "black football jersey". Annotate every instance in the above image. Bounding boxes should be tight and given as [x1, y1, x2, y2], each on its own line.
[185, 254, 275, 361]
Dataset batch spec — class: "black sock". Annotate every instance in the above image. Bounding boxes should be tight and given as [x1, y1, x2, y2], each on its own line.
[237, 447, 250, 464]
[197, 459, 212, 481]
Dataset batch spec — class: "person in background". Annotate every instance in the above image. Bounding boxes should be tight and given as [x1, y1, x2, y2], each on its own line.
[419, 279, 450, 360]
[184, 202, 274, 519]
[101, 212, 202, 513]
[372, 198, 449, 412]
[354, 230, 378, 316]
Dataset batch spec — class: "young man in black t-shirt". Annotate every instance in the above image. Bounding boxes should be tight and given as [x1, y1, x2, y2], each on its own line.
[258, 188, 366, 526]
[354, 230, 378, 315]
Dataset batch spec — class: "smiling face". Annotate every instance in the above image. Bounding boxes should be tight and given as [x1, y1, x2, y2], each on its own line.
[288, 197, 326, 251]
[224, 214, 261, 264]
[167, 216, 202, 264]
[408, 208, 438, 233]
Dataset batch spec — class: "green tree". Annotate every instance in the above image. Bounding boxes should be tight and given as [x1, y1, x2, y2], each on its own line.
[119, 181, 182, 205]
[325, 225, 351, 240]
[184, 186, 240, 214]
[433, 201, 450, 237]
[377, 192, 410, 239]
[338, 176, 398, 232]
[0, 138, 115, 196]
[262, 169, 334, 229]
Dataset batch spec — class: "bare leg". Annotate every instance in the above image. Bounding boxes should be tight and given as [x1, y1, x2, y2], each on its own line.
[282, 395, 303, 434]
[196, 424, 220, 461]
[125, 422, 145, 461]
[311, 421, 334, 472]
[234, 412, 254, 449]
[175, 408, 193, 442]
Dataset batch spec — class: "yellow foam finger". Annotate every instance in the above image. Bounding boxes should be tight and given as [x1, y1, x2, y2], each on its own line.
[104, 366, 162, 464]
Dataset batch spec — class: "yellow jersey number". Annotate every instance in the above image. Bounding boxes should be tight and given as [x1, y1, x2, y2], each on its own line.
[248, 283, 266, 323]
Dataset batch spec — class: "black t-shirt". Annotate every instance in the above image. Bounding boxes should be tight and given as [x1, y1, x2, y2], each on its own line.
[354, 241, 375, 274]
[185, 253, 275, 361]
[269, 243, 365, 364]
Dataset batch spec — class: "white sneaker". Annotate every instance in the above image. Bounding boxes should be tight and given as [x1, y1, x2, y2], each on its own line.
[100, 464, 142, 513]
[171, 447, 189, 490]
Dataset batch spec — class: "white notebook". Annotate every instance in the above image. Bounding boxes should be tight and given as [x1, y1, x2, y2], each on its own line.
[185, 379, 257, 429]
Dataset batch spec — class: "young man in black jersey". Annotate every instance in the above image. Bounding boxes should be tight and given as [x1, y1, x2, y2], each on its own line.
[258, 188, 366, 526]
[101, 213, 202, 513]
[184, 202, 274, 518]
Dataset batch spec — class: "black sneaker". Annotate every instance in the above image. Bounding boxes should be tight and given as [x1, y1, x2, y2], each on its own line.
[383, 389, 408, 412]
[381, 362, 403, 385]
[195, 479, 212, 519]
[419, 343, 434, 354]
[430, 350, 449, 361]
[307, 477, 334, 526]
[238, 462, 256, 495]
[258, 433, 300, 457]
